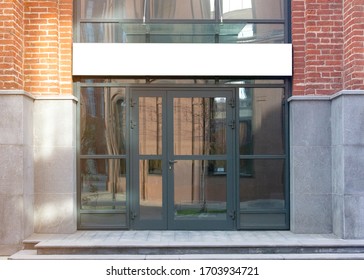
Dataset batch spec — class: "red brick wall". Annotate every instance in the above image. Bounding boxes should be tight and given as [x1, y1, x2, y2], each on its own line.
[291, 0, 344, 96]
[343, 0, 364, 90]
[2, 1, 363, 96]
[0, 0, 73, 95]
[0, 0, 24, 90]
[24, 0, 73, 95]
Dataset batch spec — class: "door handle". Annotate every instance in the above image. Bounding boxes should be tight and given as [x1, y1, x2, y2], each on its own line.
[168, 160, 178, 170]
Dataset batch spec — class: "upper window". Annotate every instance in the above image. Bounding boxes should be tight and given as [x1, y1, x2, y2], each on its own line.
[76, 0, 288, 43]
[222, 0, 284, 20]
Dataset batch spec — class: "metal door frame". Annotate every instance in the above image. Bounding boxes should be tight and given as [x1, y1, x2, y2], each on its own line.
[130, 87, 236, 230]
[130, 89, 169, 229]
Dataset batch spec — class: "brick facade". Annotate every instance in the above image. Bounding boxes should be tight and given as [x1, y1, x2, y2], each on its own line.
[291, 0, 364, 95]
[0, 0, 73, 95]
[2, 1, 363, 96]
[292, 0, 343, 96]
[343, 0, 364, 90]
[0, 0, 24, 90]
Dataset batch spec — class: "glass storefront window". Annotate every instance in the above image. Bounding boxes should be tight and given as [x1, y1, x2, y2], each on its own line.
[79, 22, 284, 43]
[173, 97, 227, 156]
[239, 159, 285, 210]
[174, 160, 227, 220]
[76, 0, 288, 44]
[80, 0, 144, 19]
[150, 0, 215, 20]
[219, 23, 284, 43]
[138, 97, 163, 155]
[222, 0, 284, 20]
[80, 159, 127, 210]
[80, 87, 126, 155]
[239, 88, 284, 155]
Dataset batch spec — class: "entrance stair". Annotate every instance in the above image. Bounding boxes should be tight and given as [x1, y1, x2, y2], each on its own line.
[8, 231, 364, 260]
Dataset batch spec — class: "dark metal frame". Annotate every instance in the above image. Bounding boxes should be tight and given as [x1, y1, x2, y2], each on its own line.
[73, 0, 292, 230]
[76, 81, 289, 230]
[73, 0, 291, 44]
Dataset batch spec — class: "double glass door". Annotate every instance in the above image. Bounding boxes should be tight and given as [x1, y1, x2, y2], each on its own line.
[130, 89, 235, 229]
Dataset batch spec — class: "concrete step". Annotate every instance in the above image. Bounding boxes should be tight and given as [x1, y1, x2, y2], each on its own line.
[9, 250, 364, 260]
[34, 241, 364, 256]
[11, 231, 364, 260]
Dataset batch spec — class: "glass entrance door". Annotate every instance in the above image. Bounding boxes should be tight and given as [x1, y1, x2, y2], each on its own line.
[130, 88, 235, 230]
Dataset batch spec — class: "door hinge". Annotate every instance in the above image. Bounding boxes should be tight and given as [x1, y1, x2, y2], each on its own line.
[229, 210, 236, 220]
[228, 120, 236, 129]
[130, 120, 137, 129]
[130, 211, 137, 220]
[228, 98, 235, 108]
[130, 98, 136, 107]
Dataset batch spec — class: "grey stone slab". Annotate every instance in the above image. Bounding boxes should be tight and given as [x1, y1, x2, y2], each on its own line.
[0, 195, 24, 244]
[331, 97, 343, 146]
[332, 194, 344, 238]
[34, 146, 76, 194]
[290, 100, 331, 147]
[34, 193, 77, 234]
[23, 194, 35, 239]
[23, 145, 34, 195]
[291, 194, 332, 234]
[332, 145, 344, 195]
[342, 95, 364, 146]
[343, 146, 364, 195]
[343, 195, 364, 239]
[291, 146, 332, 194]
[0, 95, 24, 145]
[0, 145, 24, 195]
[22, 97, 34, 146]
[33, 99, 76, 148]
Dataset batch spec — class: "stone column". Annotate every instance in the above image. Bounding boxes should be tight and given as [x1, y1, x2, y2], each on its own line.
[289, 96, 333, 233]
[33, 96, 77, 233]
[332, 91, 364, 238]
[0, 91, 34, 255]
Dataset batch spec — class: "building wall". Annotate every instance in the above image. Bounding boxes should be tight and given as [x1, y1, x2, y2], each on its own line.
[0, 0, 75, 254]
[290, 0, 364, 238]
[1, 0, 364, 254]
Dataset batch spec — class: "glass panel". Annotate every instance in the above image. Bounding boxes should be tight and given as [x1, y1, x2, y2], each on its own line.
[80, 22, 284, 43]
[239, 88, 284, 155]
[174, 97, 226, 155]
[222, 0, 284, 19]
[174, 160, 227, 220]
[80, 0, 144, 19]
[149, 23, 216, 43]
[80, 23, 146, 43]
[139, 97, 163, 155]
[80, 23, 126, 43]
[81, 87, 126, 155]
[219, 23, 284, 43]
[148, 23, 215, 43]
[150, 0, 215, 19]
[239, 159, 285, 210]
[81, 159, 127, 210]
[139, 160, 163, 220]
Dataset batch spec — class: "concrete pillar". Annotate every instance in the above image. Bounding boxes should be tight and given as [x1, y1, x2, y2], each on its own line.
[332, 91, 364, 238]
[289, 96, 333, 233]
[33, 96, 77, 233]
[0, 91, 34, 255]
